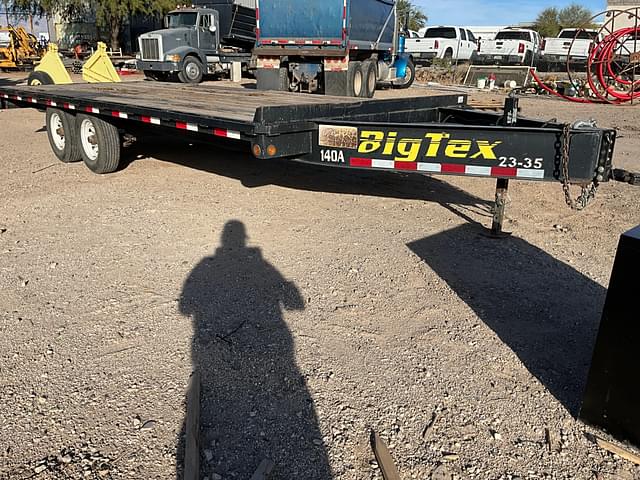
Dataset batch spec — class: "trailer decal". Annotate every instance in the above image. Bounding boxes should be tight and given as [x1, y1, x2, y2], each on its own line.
[349, 157, 544, 179]
[358, 131, 504, 162]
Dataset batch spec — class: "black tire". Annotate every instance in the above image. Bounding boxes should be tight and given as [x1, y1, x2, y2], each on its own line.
[178, 56, 204, 84]
[361, 60, 377, 98]
[347, 61, 363, 97]
[46, 108, 82, 163]
[393, 59, 415, 89]
[443, 49, 454, 65]
[76, 114, 121, 174]
[144, 70, 169, 82]
[28, 71, 54, 86]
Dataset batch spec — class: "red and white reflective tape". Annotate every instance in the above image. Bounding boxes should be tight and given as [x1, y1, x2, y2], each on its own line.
[342, 0, 347, 40]
[255, 6, 260, 39]
[140, 115, 161, 125]
[350, 158, 545, 179]
[2, 94, 244, 140]
[176, 121, 198, 132]
[268, 38, 342, 45]
[213, 128, 241, 140]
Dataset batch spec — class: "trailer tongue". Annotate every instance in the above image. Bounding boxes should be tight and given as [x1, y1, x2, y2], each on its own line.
[0, 82, 616, 233]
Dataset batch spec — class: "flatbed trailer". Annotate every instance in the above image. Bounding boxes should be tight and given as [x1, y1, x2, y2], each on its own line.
[0, 82, 619, 233]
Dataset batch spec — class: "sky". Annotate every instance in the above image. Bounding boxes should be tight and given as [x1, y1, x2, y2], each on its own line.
[420, 0, 606, 26]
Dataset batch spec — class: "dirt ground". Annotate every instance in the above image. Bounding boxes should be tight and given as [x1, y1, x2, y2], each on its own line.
[1, 72, 639, 480]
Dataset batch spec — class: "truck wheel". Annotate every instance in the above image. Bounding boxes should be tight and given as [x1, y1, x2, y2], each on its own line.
[178, 56, 204, 84]
[393, 59, 415, 89]
[361, 60, 377, 98]
[347, 61, 363, 97]
[28, 71, 54, 86]
[443, 49, 454, 65]
[46, 108, 82, 163]
[76, 114, 121, 174]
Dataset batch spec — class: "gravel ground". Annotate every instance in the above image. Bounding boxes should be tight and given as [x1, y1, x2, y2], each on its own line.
[1, 73, 640, 480]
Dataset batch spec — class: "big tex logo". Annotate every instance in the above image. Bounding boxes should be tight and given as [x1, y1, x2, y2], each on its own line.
[358, 131, 502, 162]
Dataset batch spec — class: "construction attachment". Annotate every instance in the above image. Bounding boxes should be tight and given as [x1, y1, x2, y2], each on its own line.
[28, 44, 72, 85]
[82, 42, 121, 83]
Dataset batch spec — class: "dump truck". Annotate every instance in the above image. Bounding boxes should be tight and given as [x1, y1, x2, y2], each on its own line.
[136, 0, 256, 83]
[253, 0, 414, 97]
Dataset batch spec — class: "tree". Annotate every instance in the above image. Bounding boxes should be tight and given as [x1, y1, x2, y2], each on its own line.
[558, 4, 593, 29]
[397, 0, 427, 32]
[11, 0, 178, 49]
[535, 7, 561, 38]
[535, 4, 595, 37]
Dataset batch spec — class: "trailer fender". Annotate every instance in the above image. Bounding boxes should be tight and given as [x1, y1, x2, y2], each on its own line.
[32, 44, 72, 85]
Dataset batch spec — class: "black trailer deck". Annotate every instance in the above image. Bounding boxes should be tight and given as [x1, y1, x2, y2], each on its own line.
[0, 82, 618, 232]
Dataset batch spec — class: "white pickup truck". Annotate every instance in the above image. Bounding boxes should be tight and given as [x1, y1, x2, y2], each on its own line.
[477, 28, 541, 66]
[541, 29, 600, 70]
[405, 26, 478, 66]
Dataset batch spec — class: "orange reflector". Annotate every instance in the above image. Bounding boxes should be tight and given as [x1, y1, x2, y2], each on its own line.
[252, 144, 262, 157]
[267, 144, 277, 156]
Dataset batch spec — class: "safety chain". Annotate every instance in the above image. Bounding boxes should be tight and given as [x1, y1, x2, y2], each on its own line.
[561, 123, 599, 211]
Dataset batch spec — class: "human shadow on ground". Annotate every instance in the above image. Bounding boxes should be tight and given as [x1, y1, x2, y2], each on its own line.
[177, 220, 332, 479]
[121, 136, 492, 219]
[407, 223, 607, 416]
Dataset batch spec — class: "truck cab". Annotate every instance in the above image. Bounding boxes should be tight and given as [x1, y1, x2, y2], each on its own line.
[137, 1, 255, 83]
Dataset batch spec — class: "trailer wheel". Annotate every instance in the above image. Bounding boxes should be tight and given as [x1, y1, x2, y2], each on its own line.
[46, 108, 82, 163]
[178, 56, 204, 84]
[347, 61, 363, 97]
[393, 59, 415, 89]
[28, 71, 54, 86]
[361, 60, 377, 98]
[77, 114, 121, 174]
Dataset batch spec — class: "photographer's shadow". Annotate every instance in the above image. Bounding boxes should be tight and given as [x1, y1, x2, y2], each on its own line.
[178, 220, 331, 479]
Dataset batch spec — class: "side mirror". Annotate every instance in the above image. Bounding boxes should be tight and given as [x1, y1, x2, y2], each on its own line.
[209, 24, 217, 33]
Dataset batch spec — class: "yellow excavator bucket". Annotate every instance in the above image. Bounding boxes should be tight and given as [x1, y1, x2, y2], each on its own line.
[34, 43, 72, 84]
[82, 42, 121, 83]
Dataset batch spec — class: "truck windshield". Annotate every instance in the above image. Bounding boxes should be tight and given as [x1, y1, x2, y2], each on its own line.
[167, 12, 197, 28]
[424, 28, 457, 39]
[495, 31, 530, 41]
[559, 30, 597, 40]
